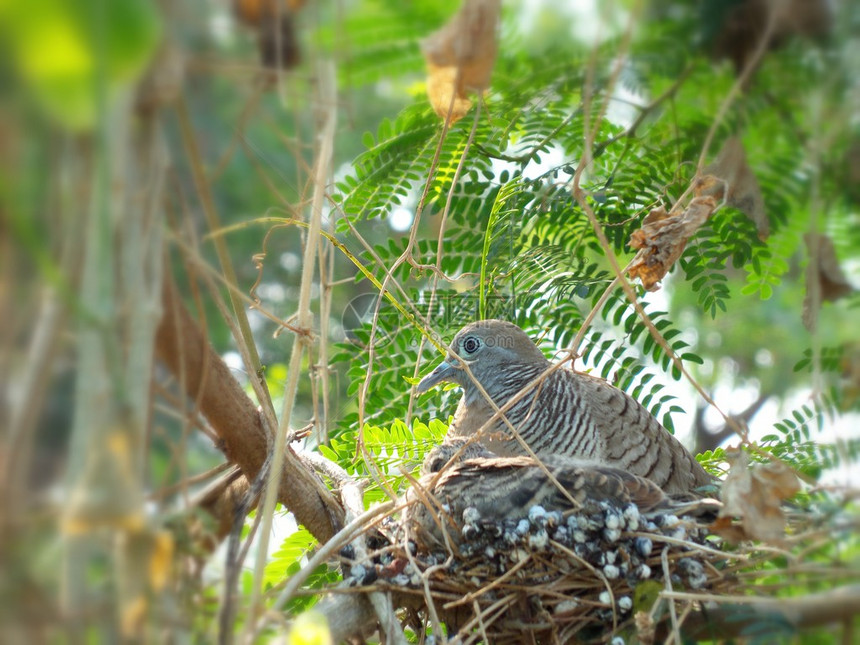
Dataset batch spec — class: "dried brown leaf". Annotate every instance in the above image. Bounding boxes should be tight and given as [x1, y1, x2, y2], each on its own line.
[422, 0, 500, 123]
[802, 233, 856, 331]
[806, 233, 855, 302]
[232, 0, 306, 69]
[716, 447, 800, 544]
[627, 195, 718, 291]
[703, 136, 769, 238]
[425, 64, 474, 124]
[709, 515, 748, 543]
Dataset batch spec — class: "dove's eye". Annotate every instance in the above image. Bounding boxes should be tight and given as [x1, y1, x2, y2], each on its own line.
[462, 336, 481, 354]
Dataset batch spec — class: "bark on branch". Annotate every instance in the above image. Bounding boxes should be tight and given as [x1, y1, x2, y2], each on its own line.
[694, 393, 770, 455]
[155, 274, 343, 543]
[662, 585, 860, 641]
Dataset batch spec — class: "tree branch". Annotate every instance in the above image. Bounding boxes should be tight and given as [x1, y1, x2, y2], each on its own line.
[155, 274, 343, 544]
[662, 585, 860, 641]
[694, 393, 770, 455]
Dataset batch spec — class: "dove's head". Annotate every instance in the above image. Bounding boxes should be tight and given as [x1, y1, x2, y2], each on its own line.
[416, 320, 550, 402]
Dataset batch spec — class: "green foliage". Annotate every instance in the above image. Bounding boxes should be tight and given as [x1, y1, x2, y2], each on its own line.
[319, 0, 459, 89]
[266, 1, 859, 632]
[318, 2, 860, 490]
[318, 418, 448, 503]
[263, 528, 337, 613]
[793, 347, 844, 374]
[333, 109, 440, 225]
[266, 419, 447, 596]
[759, 392, 860, 481]
[696, 446, 728, 477]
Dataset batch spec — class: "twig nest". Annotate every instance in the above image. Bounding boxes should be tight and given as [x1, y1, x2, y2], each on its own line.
[337, 441, 730, 642]
[337, 496, 728, 643]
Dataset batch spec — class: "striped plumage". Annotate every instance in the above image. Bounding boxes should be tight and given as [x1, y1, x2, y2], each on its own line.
[416, 320, 713, 496]
[406, 439, 668, 548]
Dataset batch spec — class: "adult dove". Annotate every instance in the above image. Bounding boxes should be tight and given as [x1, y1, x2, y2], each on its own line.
[416, 320, 713, 496]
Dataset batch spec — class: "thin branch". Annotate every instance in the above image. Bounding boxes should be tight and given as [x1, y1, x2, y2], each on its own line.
[149, 461, 235, 501]
[660, 547, 682, 645]
[694, 393, 770, 455]
[174, 93, 274, 419]
[246, 60, 337, 636]
[694, 5, 778, 173]
[591, 64, 694, 159]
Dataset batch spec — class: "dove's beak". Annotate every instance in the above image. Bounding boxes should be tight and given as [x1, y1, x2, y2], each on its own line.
[416, 358, 460, 393]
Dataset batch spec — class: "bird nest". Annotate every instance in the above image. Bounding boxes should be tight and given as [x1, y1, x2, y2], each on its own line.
[314, 445, 858, 642]
[344, 501, 734, 644]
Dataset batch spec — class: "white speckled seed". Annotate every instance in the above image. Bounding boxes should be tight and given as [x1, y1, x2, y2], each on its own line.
[528, 530, 549, 550]
[634, 537, 653, 557]
[529, 505, 547, 524]
[462, 506, 481, 525]
[555, 599, 578, 613]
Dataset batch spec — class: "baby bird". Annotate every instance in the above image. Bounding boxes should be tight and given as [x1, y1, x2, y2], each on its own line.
[405, 439, 668, 548]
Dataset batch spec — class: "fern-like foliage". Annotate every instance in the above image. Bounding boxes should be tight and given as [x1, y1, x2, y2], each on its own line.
[318, 418, 448, 503]
[759, 391, 859, 480]
[264, 527, 336, 611]
[315, 1, 859, 486]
